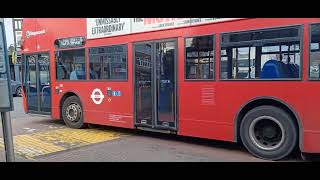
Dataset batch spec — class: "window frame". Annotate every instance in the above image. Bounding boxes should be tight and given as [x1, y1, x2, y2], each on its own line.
[55, 47, 87, 82]
[23, 51, 51, 85]
[88, 43, 128, 82]
[308, 23, 320, 81]
[184, 33, 216, 81]
[219, 24, 304, 81]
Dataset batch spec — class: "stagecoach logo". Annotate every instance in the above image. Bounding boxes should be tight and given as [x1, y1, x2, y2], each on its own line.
[90, 88, 105, 105]
[25, 29, 46, 39]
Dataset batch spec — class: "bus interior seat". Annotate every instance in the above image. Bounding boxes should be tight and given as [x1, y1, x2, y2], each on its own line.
[260, 59, 294, 79]
[286, 63, 299, 78]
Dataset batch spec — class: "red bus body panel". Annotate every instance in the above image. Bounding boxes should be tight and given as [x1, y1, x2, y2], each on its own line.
[21, 18, 320, 153]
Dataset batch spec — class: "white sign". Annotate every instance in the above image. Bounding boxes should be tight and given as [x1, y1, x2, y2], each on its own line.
[90, 88, 105, 104]
[131, 18, 191, 33]
[190, 18, 239, 25]
[87, 18, 131, 39]
[86, 18, 242, 39]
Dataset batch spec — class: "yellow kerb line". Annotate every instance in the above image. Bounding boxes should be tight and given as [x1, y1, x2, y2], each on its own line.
[0, 128, 126, 160]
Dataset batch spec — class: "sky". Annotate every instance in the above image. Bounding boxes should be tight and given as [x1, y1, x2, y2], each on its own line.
[3, 18, 14, 48]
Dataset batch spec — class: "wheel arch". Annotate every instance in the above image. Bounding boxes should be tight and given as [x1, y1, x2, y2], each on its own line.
[234, 96, 303, 151]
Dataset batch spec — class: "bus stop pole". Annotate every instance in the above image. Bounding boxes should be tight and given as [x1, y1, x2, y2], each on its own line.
[1, 112, 15, 162]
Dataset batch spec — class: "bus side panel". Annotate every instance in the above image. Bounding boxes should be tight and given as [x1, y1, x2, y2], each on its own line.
[302, 82, 320, 153]
[22, 18, 37, 53]
[51, 41, 134, 129]
[176, 36, 234, 141]
[301, 24, 317, 153]
[208, 81, 320, 154]
[52, 81, 134, 129]
[178, 82, 307, 143]
[23, 18, 320, 153]
[300, 23, 320, 153]
[46, 18, 87, 120]
[84, 43, 134, 129]
[177, 18, 320, 153]
[36, 18, 86, 43]
[303, 132, 320, 153]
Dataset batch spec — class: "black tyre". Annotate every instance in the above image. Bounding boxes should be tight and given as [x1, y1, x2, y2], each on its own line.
[240, 105, 297, 160]
[16, 86, 22, 97]
[62, 96, 87, 129]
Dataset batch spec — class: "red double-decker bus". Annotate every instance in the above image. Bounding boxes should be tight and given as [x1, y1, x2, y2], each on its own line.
[20, 18, 320, 160]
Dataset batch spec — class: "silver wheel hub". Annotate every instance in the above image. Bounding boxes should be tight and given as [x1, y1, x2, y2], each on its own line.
[66, 103, 81, 122]
[249, 116, 285, 151]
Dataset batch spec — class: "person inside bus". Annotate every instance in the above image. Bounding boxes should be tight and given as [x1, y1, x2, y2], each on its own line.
[70, 64, 85, 80]
[89, 65, 100, 79]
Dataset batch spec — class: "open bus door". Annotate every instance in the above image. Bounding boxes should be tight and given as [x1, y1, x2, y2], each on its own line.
[23, 52, 51, 114]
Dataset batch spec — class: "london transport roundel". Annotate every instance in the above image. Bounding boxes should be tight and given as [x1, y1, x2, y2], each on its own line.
[90, 88, 105, 105]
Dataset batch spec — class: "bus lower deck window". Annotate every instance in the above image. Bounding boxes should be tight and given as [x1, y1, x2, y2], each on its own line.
[55, 49, 86, 80]
[88, 44, 127, 80]
[220, 26, 302, 80]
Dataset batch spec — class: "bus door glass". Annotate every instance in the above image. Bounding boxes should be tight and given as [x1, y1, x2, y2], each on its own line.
[25, 53, 51, 114]
[134, 39, 177, 130]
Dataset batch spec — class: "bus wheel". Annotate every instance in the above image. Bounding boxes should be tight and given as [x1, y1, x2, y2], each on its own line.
[62, 96, 87, 129]
[240, 105, 297, 161]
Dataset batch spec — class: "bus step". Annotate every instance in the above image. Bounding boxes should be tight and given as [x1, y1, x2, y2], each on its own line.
[136, 126, 176, 134]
